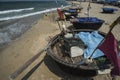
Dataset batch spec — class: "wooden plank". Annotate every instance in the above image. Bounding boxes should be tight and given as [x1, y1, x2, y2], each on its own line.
[9, 48, 45, 80]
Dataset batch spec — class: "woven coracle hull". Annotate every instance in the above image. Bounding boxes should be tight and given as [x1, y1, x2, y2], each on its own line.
[47, 29, 112, 77]
[72, 22, 104, 30]
[103, 8, 114, 13]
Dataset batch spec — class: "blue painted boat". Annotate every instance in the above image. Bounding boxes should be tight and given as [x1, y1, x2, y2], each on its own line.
[61, 7, 83, 20]
[71, 17, 104, 30]
[102, 8, 118, 13]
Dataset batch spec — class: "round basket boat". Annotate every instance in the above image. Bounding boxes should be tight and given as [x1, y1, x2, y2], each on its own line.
[70, 17, 104, 30]
[102, 8, 117, 13]
[47, 29, 112, 77]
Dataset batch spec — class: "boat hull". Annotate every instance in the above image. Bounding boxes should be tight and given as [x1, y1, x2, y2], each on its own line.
[71, 17, 104, 30]
[47, 29, 111, 77]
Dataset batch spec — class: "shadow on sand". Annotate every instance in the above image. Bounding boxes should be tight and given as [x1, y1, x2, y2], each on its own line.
[43, 54, 94, 80]
[21, 54, 94, 80]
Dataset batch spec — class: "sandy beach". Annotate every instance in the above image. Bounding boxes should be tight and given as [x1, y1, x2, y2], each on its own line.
[0, 2, 120, 80]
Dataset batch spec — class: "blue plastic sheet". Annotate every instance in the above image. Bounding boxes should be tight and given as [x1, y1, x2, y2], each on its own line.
[77, 17, 103, 23]
[76, 31, 105, 58]
[69, 9, 76, 13]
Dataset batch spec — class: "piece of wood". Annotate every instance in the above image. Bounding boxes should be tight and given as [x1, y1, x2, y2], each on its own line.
[9, 48, 45, 80]
[9, 36, 58, 80]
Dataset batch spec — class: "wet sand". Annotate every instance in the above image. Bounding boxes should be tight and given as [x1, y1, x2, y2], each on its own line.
[0, 2, 120, 80]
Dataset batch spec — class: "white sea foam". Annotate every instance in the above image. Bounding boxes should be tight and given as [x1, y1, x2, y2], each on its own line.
[0, 8, 34, 14]
[0, 5, 71, 21]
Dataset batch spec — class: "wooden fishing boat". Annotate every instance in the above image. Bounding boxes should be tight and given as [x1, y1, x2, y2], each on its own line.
[47, 29, 112, 77]
[102, 7, 118, 13]
[62, 9, 78, 20]
[70, 17, 104, 30]
[61, 7, 83, 20]
[69, 7, 83, 13]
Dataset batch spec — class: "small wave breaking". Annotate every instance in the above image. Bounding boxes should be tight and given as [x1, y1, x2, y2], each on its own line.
[0, 8, 34, 14]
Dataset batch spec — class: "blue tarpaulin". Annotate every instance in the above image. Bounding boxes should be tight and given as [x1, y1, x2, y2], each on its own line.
[76, 31, 105, 58]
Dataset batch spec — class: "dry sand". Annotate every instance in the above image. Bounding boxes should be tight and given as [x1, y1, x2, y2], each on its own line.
[0, 2, 120, 80]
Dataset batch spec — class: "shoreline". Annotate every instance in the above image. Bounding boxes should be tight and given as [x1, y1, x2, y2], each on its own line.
[0, 14, 42, 48]
[0, 4, 71, 48]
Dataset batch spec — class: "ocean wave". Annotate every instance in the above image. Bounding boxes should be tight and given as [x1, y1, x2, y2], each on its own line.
[0, 8, 34, 14]
[0, 5, 70, 21]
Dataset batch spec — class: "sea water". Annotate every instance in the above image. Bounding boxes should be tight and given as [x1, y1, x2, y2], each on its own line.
[0, 1, 70, 47]
[0, 1, 69, 21]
